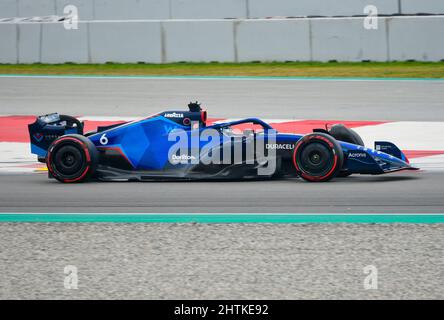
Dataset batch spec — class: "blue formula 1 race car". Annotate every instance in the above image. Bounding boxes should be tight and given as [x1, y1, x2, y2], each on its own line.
[28, 102, 417, 183]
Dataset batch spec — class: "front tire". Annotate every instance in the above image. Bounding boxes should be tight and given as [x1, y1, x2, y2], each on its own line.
[46, 134, 98, 183]
[293, 133, 344, 182]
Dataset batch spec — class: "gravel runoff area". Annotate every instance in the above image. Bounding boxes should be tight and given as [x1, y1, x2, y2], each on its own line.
[0, 223, 443, 299]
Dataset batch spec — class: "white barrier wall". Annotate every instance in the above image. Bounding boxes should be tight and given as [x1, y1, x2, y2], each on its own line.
[236, 19, 310, 62]
[93, 0, 169, 20]
[1, 17, 444, 63]
[389, 16, 444, 61]
[0, 23, 16, 63]
[40, 22, 89, 63]
[0, 0, 18, 18]
[401, 0, 444, 14]
[55, 0, 95, 20]
[18, 23, 41, 63]
[18, 0, 55, 17]
[248, 0, 399, 18]
[89, 21, 162, 63]
[310, 18, 388, 62]
[170, 0, 247, 19]
[2, 0, 444, 20]
[163, 20, 235, 62]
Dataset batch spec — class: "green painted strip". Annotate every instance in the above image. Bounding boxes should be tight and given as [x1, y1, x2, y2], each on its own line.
[0, 213, 444, 223]
[0, 74, 443, 82]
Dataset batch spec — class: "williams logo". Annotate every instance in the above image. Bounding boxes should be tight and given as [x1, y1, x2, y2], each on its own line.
[33, 132, 43, 142]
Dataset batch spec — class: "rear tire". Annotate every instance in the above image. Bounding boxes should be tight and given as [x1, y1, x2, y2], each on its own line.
[293, 133, 344, 182]
[46, 134, 98, 183]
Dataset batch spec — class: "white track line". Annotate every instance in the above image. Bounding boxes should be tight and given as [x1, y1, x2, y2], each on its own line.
[0, 142, 39, 173]
[353, 122, 444, 151]
[411, 154, 444, 170]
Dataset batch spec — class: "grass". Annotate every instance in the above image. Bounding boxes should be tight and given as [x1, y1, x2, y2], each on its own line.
[1, 61, 444, 78]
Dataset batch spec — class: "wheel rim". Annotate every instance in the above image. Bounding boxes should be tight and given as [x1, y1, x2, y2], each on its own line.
[308, 151, 322, 165]
[51, 142, 88, 179]
[298, 142, 334, 177]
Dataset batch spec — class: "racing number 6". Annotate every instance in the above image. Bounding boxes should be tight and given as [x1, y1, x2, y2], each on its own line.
[100, 133, 108, 145]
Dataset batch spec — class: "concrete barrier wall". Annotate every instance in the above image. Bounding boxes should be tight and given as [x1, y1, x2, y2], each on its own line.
[40, 21, 89, 63]
[1, 16, 443, 63]
[248, 0, 399, 18]
[170, 0, 247, 19]
[388, 16, 444, 61]
[18, 0, 55, 18]
[55, 0, 95, 20]
[89, 21, 162, 63]
[163, 20, 235, 62]
[310, 17, 389, 62]
[0, 0, 18, 19]
[18, 23, 41, 63]
[401, 0, 444, 14]
[2, 0, 444, 19]
[235, 19, 310, 62]
[0, 23, 16, 63]
[93, 0, 170, 20]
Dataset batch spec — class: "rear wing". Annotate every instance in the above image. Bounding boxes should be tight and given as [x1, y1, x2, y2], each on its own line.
[28, 113, 83, 159]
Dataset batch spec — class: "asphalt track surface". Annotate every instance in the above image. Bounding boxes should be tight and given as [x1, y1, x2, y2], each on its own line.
[1, 76, 444, 120]
[1, 76, 443, 214]
[1, 76, 444, 299]
[0, 172, 440, 213]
